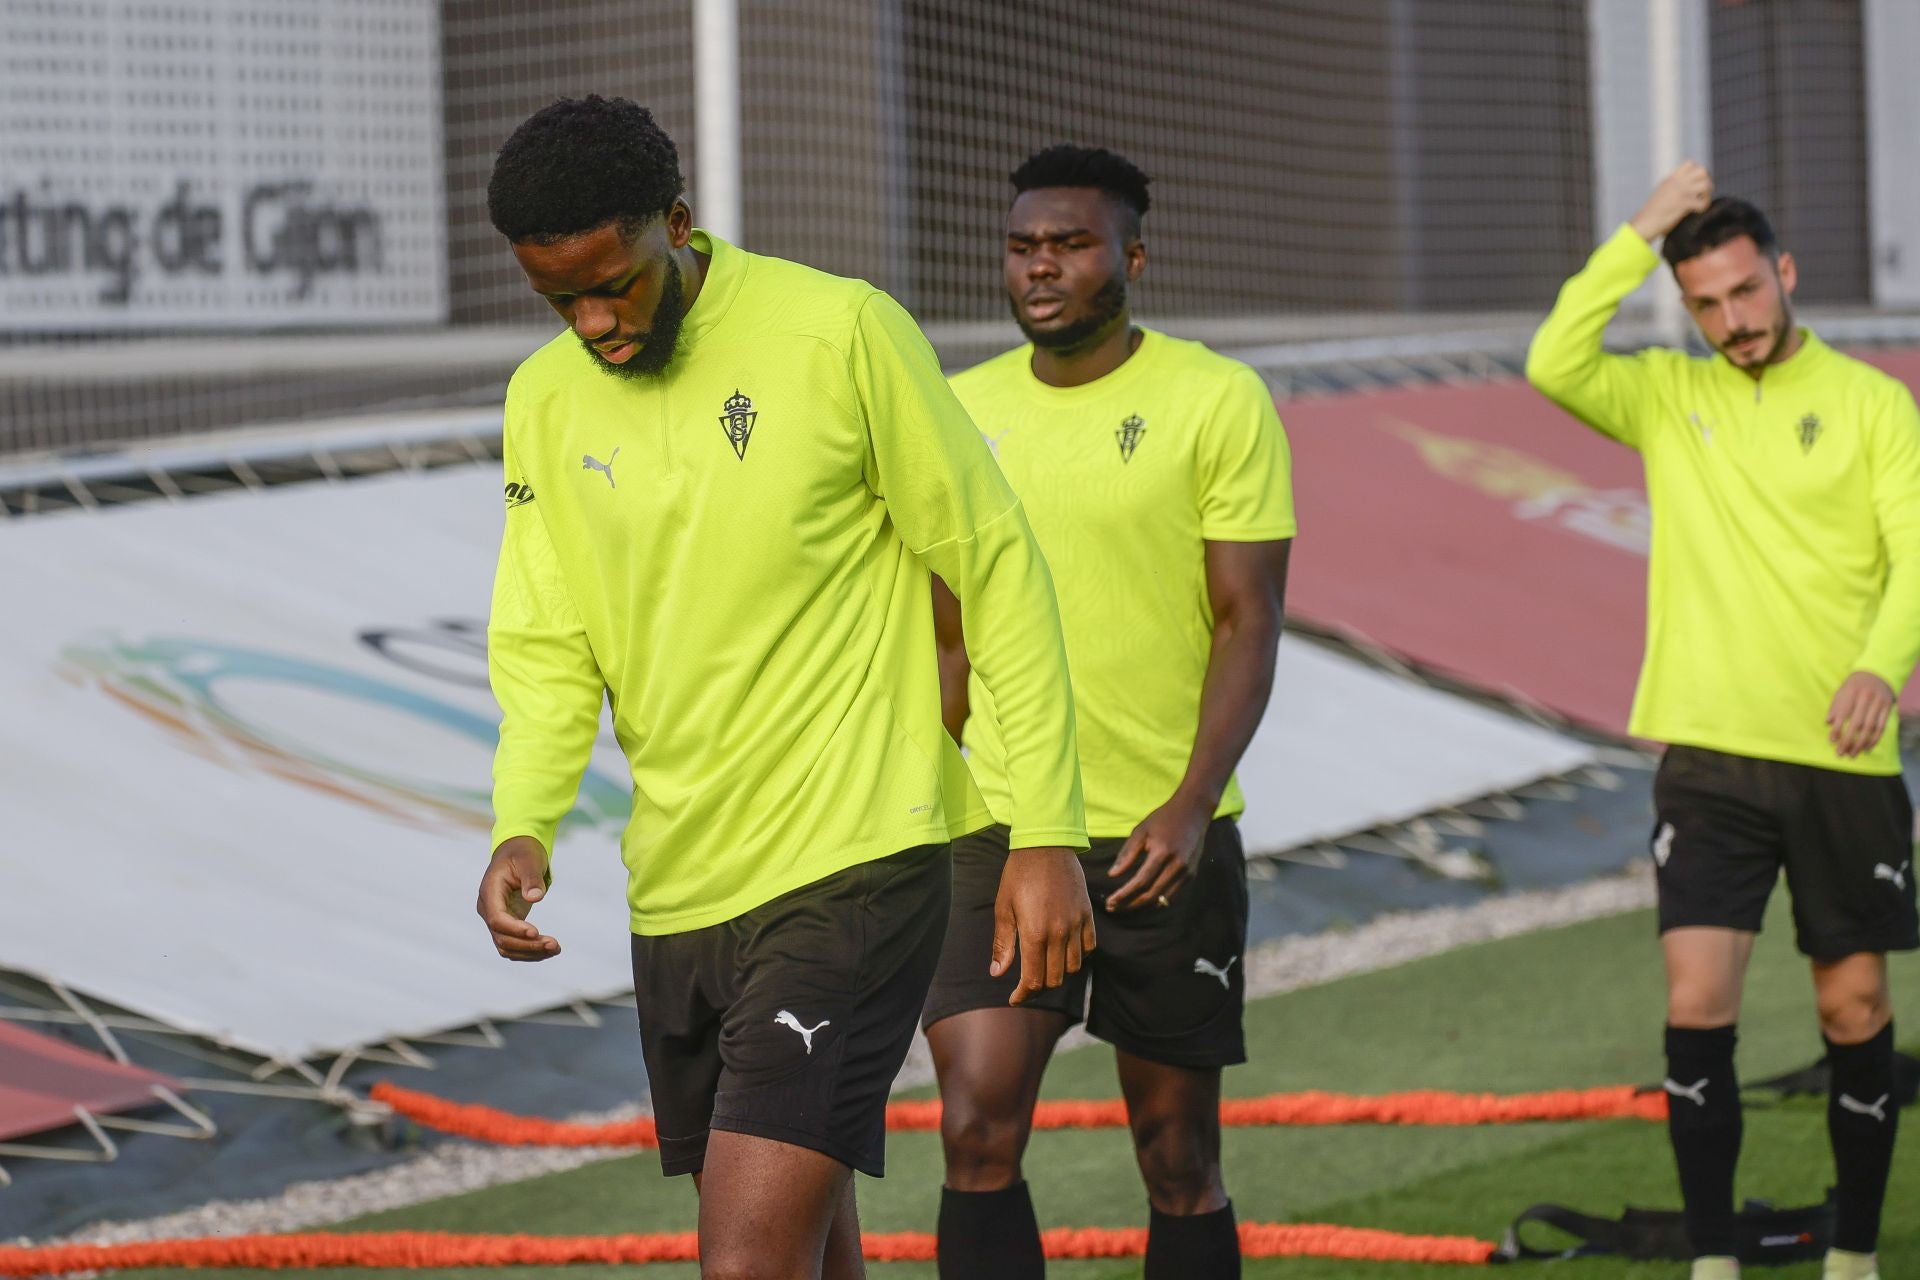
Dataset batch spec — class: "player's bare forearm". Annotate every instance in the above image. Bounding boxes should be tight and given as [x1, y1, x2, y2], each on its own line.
[1108, 538, 1288, 911]
[1176, 538, 1291, 809]
[931, 575, 971, 742]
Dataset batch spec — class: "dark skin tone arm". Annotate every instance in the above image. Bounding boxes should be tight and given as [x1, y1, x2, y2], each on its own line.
[933, 535, 1290, 912]
[1107, 537, 1290, 909]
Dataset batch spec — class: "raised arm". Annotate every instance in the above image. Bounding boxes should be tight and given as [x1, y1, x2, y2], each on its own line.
[1525, 163, 1714, 447]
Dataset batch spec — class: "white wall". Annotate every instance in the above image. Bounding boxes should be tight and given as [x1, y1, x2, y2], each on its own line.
[1865, 0, 1920, 308]
[1586, 0, 1711, 332]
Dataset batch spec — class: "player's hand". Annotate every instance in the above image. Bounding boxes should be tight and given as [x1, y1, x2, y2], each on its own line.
[1828, 671, 1896, 758]
[991, 845, 1096, 1004]
[477, 835, 561, 961]
[1106, 791, 1212, 913]
[1629, 162, 1714, 244]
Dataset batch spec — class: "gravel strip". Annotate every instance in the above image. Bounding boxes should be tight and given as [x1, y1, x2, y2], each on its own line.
[47, 862, 1653, 1246]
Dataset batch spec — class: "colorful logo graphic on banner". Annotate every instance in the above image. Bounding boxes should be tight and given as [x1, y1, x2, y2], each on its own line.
[60, 635, 629, 835]
[1372, 415, 1650, 555]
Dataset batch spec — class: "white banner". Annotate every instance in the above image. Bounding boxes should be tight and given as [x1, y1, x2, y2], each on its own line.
[3, 466, 634, 1061]
[0, 0, 446, 330]
[1239, 640, 1595, 856]
[0, 459, 1591, 1060]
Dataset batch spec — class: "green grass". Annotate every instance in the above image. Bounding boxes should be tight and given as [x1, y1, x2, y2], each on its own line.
[125, 896, 1920, 1277]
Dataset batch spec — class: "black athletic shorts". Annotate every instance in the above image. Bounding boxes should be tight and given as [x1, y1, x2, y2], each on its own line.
[1651, 744, 1919, 960]
[629, 842, 950, 1178]
[922, 819, 1248, 1069]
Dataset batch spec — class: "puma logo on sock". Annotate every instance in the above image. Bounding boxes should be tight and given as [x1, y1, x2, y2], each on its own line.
[1663, 1076, 1709, 1107]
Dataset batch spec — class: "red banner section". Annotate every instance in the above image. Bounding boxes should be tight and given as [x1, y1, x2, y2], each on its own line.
[1283, 347, 1920, 736]
[0, 1023, 174, 1143]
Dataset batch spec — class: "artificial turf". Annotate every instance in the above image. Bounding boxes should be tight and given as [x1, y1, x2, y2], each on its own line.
[120, 894, 1918, 1278]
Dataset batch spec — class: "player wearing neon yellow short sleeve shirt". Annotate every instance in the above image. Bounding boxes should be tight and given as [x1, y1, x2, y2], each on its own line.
[922, 146, 1294, 1280]
[951, 333, 1291, 838]
[472, 98, 1095, 1279]
[1528, 163, 1917, 1280]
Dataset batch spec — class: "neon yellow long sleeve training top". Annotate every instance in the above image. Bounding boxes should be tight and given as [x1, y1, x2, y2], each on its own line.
[488, 231, 1086, 934]
[1527, 223, 1920, 775]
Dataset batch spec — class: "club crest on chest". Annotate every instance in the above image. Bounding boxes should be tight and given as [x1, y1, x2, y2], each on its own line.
[720, 389, 758, 460]
[1116, 413, 1146, 463]
[1797, 412, 1821, 454]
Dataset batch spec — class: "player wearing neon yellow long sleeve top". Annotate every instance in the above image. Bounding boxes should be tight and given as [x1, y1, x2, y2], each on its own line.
[476, 99, 1096, 1274]
[489, 228, 1089, 931]
[1528, 164, 1916, 1280]
[1528, 218, 1920, 777]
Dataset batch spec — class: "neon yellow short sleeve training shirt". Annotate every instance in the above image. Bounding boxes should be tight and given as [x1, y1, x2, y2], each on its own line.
[951, 330, 1296, 836]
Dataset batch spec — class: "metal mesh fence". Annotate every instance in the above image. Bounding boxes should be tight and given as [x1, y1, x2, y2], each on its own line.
[441, 0, 695, 326]
[893, 0, 1593, 321]
[0, 0, 1905, 462]
[1709, 0, 1869, 304]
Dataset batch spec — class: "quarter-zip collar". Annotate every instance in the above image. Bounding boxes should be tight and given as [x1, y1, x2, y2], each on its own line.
[1717, 327, 1829, 401]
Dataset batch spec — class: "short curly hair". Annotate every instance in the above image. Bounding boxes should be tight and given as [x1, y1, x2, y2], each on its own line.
[487, 95, 684, 244]
[1011, 145, 1152, 226]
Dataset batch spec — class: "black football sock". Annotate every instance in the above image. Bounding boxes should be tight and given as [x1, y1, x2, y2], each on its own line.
[936, 1181, 1043, 1280]
[1828, 1021, 1898, 1255]
[1144, 1200, 1240, 1280]
[1664, 1024, 1742, 1259]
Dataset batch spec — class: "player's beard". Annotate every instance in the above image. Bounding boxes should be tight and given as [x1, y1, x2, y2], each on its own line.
[1717, 290, 1795, 370]
[1720, 274, 1789, 368]
[1014, 272, 1128, 352]
[583, 255, 687, 379]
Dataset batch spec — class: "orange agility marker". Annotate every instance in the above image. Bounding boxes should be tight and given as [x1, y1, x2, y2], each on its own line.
[369, 1080, 1664, 1147]
[0, 1225, 1498, 1275]
[1213, 1085, 1668, 1127]
[367, 1083, 662, 1148]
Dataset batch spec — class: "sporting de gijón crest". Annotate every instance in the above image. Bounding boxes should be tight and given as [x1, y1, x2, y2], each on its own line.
[720, 389, 758, 459]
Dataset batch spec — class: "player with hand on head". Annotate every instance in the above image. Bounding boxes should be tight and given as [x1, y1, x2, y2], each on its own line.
[923, 145, 1295, 1280]
[1528, 161, 1920, 1280]
[472, 96, 1092, 1280]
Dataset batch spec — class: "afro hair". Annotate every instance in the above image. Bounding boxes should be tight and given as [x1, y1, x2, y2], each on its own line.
[487, 95, 684, 244]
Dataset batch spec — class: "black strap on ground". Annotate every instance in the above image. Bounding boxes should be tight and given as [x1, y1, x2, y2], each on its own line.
[1747, 1050, 1919, 1105]
[1494, 1192, 1833, 1264]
